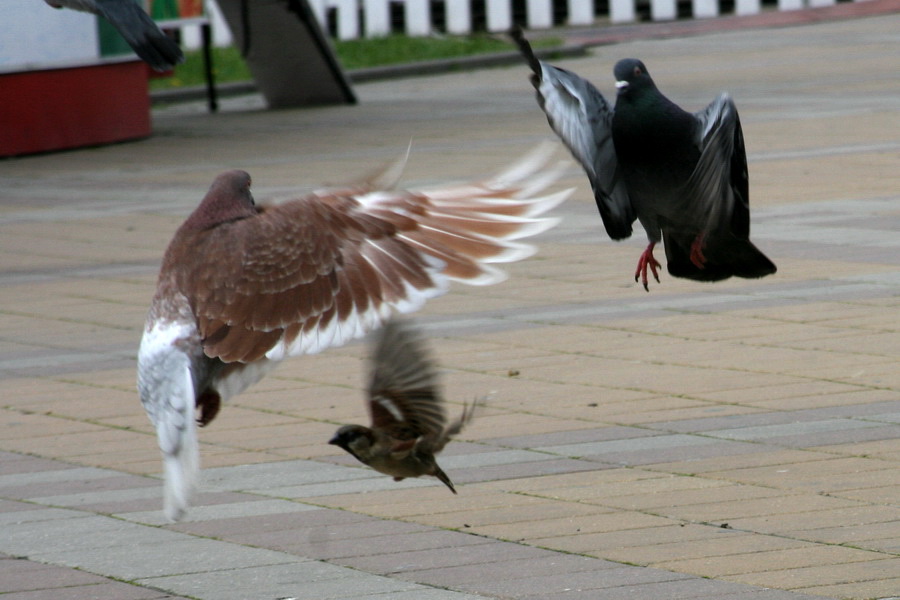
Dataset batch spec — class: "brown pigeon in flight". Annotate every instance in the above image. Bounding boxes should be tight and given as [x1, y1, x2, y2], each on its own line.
[137, 145, 570, 520]
[512, 28, 775, 290]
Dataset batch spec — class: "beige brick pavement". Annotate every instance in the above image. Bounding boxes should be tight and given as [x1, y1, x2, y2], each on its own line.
[1, 7, 898, 600]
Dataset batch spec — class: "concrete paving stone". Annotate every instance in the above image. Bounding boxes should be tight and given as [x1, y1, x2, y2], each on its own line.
[339, 590, 486, 600]
[0, 452, 68, 475]
[0, 583, 190, 600]
[349, 540, 551, 573]
[0, 556, 108, 592]
[380, 553, 609, 579]
[137, 560, 424, 600]
[119, 497, 321, 526]
[0, 507, 95, 527]
[322, 527, 495, 559]
[728, 504, 900, 538]
[645, 406, 887, 435]
[612, 532, 811, 568]
[0, 465, 122, 489]
[533, 585, 832, 600]
[489, 425, 664, 449]
[545, 522, 760, 555]
[200, 458, 378, 491]
[165, 504, 375, 538]
[722, 558, 900, 591]
[829, 483, 900, 505]
[451, 457, 609, 486]
[440, 563, 694, 596]
[309, 484, 544, 516]
[802, 578, 900, 599]
[536, 433, 725, 458]
[226, 520, 433, 556]
[596, 482, 785, 513]
[577, 577, 793, 600]
[769, 519, 900, 549]
[36, 537, 300, 581]
[660, 489, 862, 519]
[1, 515, 187, 557]
[656, 545, 891, 579]
[644, 448, 835, 476]
[472, 464, 668, 493]
[467, 508, 649, 541]
[705, 456, 896, 489]
[577, 439, 772, 467]
[0, 412, 110, 442]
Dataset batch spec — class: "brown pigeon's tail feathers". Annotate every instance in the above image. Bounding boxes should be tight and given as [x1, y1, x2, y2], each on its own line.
[163, 426, 198, 522]
[137, 320, 201, 522]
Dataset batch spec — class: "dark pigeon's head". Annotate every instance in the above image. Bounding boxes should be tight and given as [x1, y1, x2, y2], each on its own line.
[613, 59, 653, 95]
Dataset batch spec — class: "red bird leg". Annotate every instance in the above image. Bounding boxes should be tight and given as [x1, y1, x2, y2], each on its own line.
[690, 233, 707, 269]
[634, 242, 662, 292]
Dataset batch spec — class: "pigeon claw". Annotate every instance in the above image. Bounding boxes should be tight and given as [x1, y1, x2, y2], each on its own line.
[689, 234, 707, 269]
[634, 243, 662, 292]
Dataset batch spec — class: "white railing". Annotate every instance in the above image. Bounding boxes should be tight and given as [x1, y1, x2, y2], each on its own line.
[187, 0, 854, 45]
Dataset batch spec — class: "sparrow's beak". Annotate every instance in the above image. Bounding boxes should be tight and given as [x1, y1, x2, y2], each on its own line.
[327, 435, 340, 446]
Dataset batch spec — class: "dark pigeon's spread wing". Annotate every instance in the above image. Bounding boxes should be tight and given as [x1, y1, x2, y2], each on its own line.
[684, 93, 751, 238]
[95, 0, 184, 70]
[512, 29, 634, 240]
[367, 319, 445, 441]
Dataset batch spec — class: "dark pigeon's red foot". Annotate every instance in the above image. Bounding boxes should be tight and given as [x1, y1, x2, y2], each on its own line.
[690, 234, 707, 269]
[634, 242, 662, 292]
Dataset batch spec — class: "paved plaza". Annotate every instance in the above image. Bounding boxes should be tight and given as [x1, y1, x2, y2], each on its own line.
[1, 7, 898, 600]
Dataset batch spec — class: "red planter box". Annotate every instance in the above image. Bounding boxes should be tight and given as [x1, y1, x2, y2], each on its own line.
[0, 59, 151, 157]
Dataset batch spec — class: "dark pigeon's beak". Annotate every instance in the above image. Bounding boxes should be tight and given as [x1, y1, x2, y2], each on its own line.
[615, 80, 629, 92]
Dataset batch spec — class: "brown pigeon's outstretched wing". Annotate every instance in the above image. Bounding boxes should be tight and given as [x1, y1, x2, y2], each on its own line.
[511, 27, 634, 240]
[175, 145, 571, 364]
[367, 319, 445, 442]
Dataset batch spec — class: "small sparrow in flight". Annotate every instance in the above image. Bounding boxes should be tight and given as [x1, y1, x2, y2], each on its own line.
[329, 319, 475, 493]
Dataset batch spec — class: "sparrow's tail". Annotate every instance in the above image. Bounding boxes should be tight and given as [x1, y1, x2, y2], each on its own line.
[433, 464, 457, 494]
[664, 231, 777, 282]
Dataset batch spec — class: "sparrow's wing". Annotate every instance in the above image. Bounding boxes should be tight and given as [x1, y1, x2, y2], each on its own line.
[176, 147, 570, 365]
[511, 27, 634, 240]
[367, 319, 445, 440]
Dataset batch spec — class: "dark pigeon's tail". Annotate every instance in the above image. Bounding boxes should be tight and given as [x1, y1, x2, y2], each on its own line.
[509, 25, 543, 80]
[663, 232, 777, 282]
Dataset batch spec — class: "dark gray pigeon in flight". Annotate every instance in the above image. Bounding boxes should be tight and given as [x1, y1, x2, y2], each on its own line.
[512, 27, 775, 290]
[44, 0, 184, 71]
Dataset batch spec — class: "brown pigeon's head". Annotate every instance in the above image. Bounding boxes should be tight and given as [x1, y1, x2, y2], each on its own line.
[182, 170, 258, 231]
[613, 58, 653, 95]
